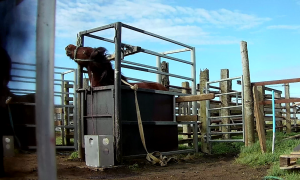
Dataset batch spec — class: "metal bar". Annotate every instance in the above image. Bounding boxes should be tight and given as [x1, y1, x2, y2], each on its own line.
[264, 86, 282, 94]
[209, 131, 243, 134]
[79, 23, 115, 35]
[205, 82, 211, 151]
[73, 69, 78, 150]
[122, 121, 178, 125]
[160, 48, 191, 55]
[114, 22, 122, 163]
[141, 48, 192, 65]
[215, 91, 241, 96]
[121, 64, 193, 81]
[209, 115, 243, 119]
[209, 139, 244, 142]
[252, 78, 300, 86]
[156, 56, 161, 83]
[209, 123, 244, 127]
[12, 61, 76, 71]
[207, 76, 242, 84]
[36, 0, 57, 179]
[126, 77, 154, 83]
[61, 70, 74, 75]
[191, 47, 198, 153]
[122, 60, 158, 70]
[122, 23, 193, 49]
[208, 105, 242, 111]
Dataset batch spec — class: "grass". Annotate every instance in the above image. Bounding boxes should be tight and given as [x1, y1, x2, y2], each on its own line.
[56, 136, 74, 146]
[236, 131, 300, 180]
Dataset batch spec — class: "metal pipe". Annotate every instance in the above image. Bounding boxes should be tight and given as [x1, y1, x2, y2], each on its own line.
[122, 60, 158, 70]
[121, 64, 193, 81]
[208, 105, 242, 111]
[122, 23, 193, 49]
[160, 48, 191, 55]
[272, 90, 276, 154]
[35, 0, 57, 179]
[208, 114, 243, 119]
[114, 22, 122, 163]
[156, 56, 161, 83]
[126, 77, 154, 83]
[73, 69, 78, 150]
[141, 48, 192, 65]
[190, 47, 198, 153]
[79, 23, 115, 35]
[207, 76, 242, 84]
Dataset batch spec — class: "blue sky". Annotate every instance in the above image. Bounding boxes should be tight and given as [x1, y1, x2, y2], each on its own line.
[6, 0, 300, 102]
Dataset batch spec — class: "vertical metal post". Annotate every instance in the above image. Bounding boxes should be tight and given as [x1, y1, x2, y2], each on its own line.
[191, 47, 198, 153]
[61, 74, 65, 146]
[272, 90, 276, 154]
[74, 69, 78, 150]
[35, 0, 57, 179]
[205, 82, 211, 154]
[156, 56, 161, 83]
[114, 22, 122, 163]
[241, 76, 245, 142]
[77, 34, 84, 159]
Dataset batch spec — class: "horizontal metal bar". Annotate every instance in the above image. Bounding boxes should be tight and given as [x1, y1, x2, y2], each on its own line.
[10, 79, 35, 84]
[209, 139, 244, 142]
[141, 48, 192, 65]
[55, 126, 74, 129]
[79, 23, 115, 35]
[122, 60, 158, 70]
[84, 114, 112, 118]
[122, 64, 193, 81]
[12, 67, 63, 75]
[209, 131, 243, 135]
[121, 121, 178, 125]
[209, 115, 243, 119]
[85, 34, 114, 43]
[207, 76, 242, 84]
[12, 61, 76, 71]
[61, 70, 74, 75]
[122, 23, 193, 49]
[178, 121, 198, 125]
[214, 91, 241, 96]
[209, 123, 243, 127]
[126, 77, 154, 83]
[27, 146, 76, 150]
[122, 149, 196, 159]
[160, 48, 191, 55]
[9, 88, 35, 92]
[11, 75, 75, 83]
[15, 124, 36, 127]
[208, 105, 242, 111]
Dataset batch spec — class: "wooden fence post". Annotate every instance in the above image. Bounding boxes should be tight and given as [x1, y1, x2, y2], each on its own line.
[256, 86, 265, 132]
[285, 83, 291, 134]
[240, 41, 255, 146]
[64, 82, 71, 145]
[182, 82, 192, 146]
[161, 61, 169, 89]
[199, 69, 210, 153]
[275, 92, 283, 132]
[220, 69, 231, 139]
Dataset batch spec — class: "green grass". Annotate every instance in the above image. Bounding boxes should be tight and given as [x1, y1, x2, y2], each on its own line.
[236, 131, 300, 179]
[56, 136, 74, 146]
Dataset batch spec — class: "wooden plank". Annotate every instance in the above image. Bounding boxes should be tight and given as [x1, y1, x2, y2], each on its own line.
[253, 86, 267, 153]
[260, 98, 300, 105]
[176, 115, 198, 122]
[176, 93, 215, 103]
[54, 108, 62, 114]
[252, 78, 300, 86]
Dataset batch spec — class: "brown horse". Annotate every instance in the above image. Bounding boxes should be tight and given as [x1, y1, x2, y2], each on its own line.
[65, 44, 168, 91]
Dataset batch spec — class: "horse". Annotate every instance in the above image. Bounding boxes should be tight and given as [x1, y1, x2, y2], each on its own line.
[65, 44, 169, 91]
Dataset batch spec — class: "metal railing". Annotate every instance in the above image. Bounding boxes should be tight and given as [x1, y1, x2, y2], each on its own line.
[205, 76, 245, 152]
[8, 61, 78, 150]
[77, 22, 198, 158]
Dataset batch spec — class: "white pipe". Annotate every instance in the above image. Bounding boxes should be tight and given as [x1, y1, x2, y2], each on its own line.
[272, 90, 276, 154]
[36, 0, 57, 179]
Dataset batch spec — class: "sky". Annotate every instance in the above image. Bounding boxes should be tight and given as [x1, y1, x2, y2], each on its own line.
[4, 0, 300, 104]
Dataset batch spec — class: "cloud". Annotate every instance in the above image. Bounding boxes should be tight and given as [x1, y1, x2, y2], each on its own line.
[55, 0, 271, 45]
[267, 25, 300, 30]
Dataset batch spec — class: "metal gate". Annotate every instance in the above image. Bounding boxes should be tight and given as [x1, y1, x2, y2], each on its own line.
[205, 76, 245, 151]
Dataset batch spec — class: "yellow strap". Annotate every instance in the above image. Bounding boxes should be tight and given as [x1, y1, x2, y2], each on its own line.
[121, 80, 173, 166]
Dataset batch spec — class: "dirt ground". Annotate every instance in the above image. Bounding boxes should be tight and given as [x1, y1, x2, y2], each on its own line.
[1, 151, 269, 180]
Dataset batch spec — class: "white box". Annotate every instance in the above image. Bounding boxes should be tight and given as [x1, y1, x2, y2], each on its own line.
[84, 135, 114, 168]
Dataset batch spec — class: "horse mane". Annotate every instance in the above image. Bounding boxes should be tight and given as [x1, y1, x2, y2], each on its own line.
[89, 47, 128, 86]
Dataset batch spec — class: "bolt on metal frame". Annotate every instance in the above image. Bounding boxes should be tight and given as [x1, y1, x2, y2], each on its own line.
[205, 76, 245, 153]
[77, 22, 198, 160]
